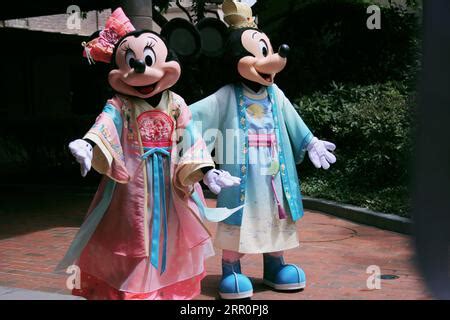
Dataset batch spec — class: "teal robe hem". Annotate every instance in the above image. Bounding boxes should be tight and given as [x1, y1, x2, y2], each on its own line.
[189, 84, 313, 226]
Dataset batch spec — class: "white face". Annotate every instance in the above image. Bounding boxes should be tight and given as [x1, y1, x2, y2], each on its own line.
[108, 32, 181, 98]
[237, 29, 287, 86]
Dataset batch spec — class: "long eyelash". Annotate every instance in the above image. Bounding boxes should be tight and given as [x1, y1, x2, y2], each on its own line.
[121, 44, 131, 52]
[145, 41, 155, 49]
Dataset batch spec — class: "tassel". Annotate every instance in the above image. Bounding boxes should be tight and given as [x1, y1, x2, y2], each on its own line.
[271, 176, 287, 220]
[277, 203, 287, 219]
[82, 41, 95, 65]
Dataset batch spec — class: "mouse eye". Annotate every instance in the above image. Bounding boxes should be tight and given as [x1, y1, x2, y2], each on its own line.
[259, 40, 269, 57]
[144, 47, 156, 67]
[125, 50, 136, 68]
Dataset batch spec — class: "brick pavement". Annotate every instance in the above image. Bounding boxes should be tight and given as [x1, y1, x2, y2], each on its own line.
[0, 190, 432, 300]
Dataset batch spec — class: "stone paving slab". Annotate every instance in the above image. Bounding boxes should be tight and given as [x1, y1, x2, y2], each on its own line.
[0, 192, 432, 300]
[0, 286, 83, 300]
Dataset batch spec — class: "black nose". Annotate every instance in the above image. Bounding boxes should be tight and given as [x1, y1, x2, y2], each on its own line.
[133, 60, 146, 74]
[278, 44, 290, 58]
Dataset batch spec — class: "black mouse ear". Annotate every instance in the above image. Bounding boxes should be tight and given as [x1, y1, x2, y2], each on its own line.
[160, 18, 201, 59]
[196, 17, 228, 58]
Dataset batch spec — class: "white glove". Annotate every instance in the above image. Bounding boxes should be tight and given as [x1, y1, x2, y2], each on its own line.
[69, 139, 93, 177]
[203, 169, 241, 195]
[307, 137, 337, 170]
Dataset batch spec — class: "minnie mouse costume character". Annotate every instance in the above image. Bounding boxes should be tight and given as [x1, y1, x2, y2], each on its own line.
[57, 8, 240, 300]
[189, 0, 337, 299]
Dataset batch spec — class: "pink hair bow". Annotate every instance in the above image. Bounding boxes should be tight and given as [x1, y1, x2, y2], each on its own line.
[82, 7, 135, 64]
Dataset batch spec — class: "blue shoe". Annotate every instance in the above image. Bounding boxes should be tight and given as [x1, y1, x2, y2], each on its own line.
[219, 260, 253, 299]
[263, 254, 306, 291]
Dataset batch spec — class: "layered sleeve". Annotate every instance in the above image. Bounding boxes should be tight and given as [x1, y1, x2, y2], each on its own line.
[188, 92, 221, 155]
[279, 88, 314, 164]
[172, 95, 216, 195]
[83, 98, 130, 183]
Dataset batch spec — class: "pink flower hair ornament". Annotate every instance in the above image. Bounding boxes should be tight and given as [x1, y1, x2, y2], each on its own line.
[82, 7, 135, 64]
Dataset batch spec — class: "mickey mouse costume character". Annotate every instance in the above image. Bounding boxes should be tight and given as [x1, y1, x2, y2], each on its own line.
[189, 0, 337, 299]
[57, 8, 240, 300]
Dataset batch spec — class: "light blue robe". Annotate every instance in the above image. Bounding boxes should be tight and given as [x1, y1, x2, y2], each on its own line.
[189, 84, 313, 226]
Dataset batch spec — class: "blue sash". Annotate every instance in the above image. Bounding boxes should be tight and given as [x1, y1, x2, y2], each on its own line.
[141, 147, 171, 274]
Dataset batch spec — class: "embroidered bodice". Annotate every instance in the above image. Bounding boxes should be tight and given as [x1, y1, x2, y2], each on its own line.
[137, 110, 174, 148]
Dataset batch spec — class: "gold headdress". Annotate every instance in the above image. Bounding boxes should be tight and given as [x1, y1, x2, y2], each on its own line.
[222, 0, 258, 29]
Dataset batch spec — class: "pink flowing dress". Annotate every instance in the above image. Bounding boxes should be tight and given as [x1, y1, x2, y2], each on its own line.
[63, 91, 215, 300]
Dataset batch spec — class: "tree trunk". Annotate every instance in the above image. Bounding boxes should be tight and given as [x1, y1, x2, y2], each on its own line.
[112, 0, 153, 30]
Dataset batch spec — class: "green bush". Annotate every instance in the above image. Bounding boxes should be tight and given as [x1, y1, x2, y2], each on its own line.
[257, 0, 421, 97]
[295, 82, 415, 216]
[172, 0, 421, 104]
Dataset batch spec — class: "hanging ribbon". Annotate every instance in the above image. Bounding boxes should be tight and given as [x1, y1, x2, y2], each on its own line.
[248, 133, 287, 220]
[141, 147, 171, 274]
[191, 192, 244, 223]
[55, 179, 116, 272]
